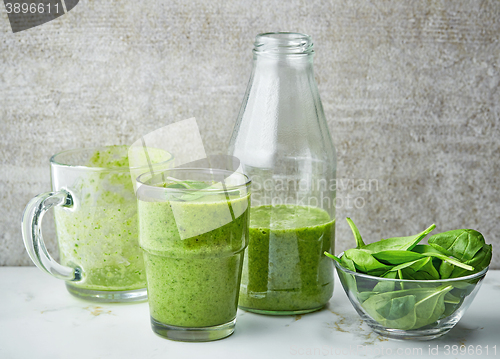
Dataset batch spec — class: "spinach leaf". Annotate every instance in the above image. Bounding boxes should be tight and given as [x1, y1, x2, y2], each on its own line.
[415, 244, 473, 274]
[372, 271, 397, 293]
[411, 244, 443, 255]
[346, 217, 365, 248]
[373, 250, 423, 265]
[361, 224, 436, 253]
[444, 292, 461, 305]
[413, 285, 452, 329]
[343, 248, 393, 276]
[446, 244, 492, 279]
[358, 291, 378, 302]
[439, 261, 455, 279]
[362, 285, 452, 330]
[340, 254, 357, 273]
[428, 229, 485, 261]
[324, 251, 357, 273]
[400, 257, 440, 280]
[362, 291, 417, 330]
[421, 252, 473, 271]
[323, 252, 341, 264]
[374, 249, 473, 273]
[389, 258, 427, 272]
[443, 288, 468, 317]
[377, 294, 416, 321]
[329, 251, 359, 296]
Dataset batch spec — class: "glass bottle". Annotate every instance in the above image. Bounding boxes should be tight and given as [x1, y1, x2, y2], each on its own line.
[228, 32, 337, 315]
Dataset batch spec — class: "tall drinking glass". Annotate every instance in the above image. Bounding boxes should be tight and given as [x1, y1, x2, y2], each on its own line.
[136, 168, 251, 341]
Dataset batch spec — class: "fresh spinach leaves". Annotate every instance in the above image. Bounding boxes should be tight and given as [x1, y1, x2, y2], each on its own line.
[330, 219, 490, 279]
[326, 219, 492, 331]
[362, 285, 453, 330]
[428, 229, 485, 261]
[361, 224, 436, 253]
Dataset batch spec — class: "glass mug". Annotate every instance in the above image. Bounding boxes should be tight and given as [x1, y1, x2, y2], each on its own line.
[21, 145, 172, 302]
[136, 168, 251, 341]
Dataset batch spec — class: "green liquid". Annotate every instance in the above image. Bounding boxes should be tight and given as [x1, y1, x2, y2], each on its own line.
[55, 203, 144, 291]
[239, 204, 335, 313]
[139, 194, 250, 327]
[55, 146, 168, 291]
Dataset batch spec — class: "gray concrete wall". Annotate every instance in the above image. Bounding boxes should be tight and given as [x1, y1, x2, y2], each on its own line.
[1, 0, 499, 268]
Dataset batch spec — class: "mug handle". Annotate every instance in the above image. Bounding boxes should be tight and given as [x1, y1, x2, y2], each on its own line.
[21, 190, 82, 281]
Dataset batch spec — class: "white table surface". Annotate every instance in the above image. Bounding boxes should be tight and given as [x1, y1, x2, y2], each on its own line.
[1, 267, 499, 359]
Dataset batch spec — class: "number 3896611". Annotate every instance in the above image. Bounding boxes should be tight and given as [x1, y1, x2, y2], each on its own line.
[5, 2, 61, 14]
[443, 345, 497, 356]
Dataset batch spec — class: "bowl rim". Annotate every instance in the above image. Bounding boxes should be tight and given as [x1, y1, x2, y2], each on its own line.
[333, 252, 489, 283]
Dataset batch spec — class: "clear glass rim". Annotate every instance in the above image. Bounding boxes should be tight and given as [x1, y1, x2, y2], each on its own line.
[136, 168, 251, 193]
[50, 146, 173, 172]
[334, 252, 489, 283]
[254, 32, 314, 55]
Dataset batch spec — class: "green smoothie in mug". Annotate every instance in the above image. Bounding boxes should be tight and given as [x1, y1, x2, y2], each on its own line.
[136, 168, 251, 342]
[54, 147, 141, 291]
[22, 145, 172, 302]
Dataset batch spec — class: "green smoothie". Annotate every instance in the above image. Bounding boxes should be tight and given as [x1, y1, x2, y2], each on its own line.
[55, 145, 168, 291]
[138, 187, 250, 328]
[239, 204, 335, 314]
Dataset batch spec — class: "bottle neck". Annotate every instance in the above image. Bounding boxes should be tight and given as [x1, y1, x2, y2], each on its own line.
[251, 32, 315, 75]
[253, 32, 314, 56]
[252, 55, 314, 80]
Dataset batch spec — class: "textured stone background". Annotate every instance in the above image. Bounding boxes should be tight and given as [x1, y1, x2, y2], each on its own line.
[1, 0, 499, 268]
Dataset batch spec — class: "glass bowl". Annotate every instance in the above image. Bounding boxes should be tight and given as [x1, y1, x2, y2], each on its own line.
[334, 256, 489, 340]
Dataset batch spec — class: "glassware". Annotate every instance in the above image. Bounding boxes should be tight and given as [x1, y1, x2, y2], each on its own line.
[335, 257, 489, 340]
[228, 32, 337, 315]
[136, 168, 251, 341]
[21, 145, 172, 302]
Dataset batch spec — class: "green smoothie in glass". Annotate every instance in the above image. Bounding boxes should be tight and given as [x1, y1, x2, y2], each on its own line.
[239, 204, 335, 314]
[137, 169, 251, 342]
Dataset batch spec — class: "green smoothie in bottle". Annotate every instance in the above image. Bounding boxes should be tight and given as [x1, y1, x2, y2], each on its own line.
[228, 32, 337, 315]
[239, 204, 335, 314]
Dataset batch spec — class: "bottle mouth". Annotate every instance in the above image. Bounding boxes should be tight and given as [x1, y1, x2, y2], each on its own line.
[253, 32, 314, 55]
